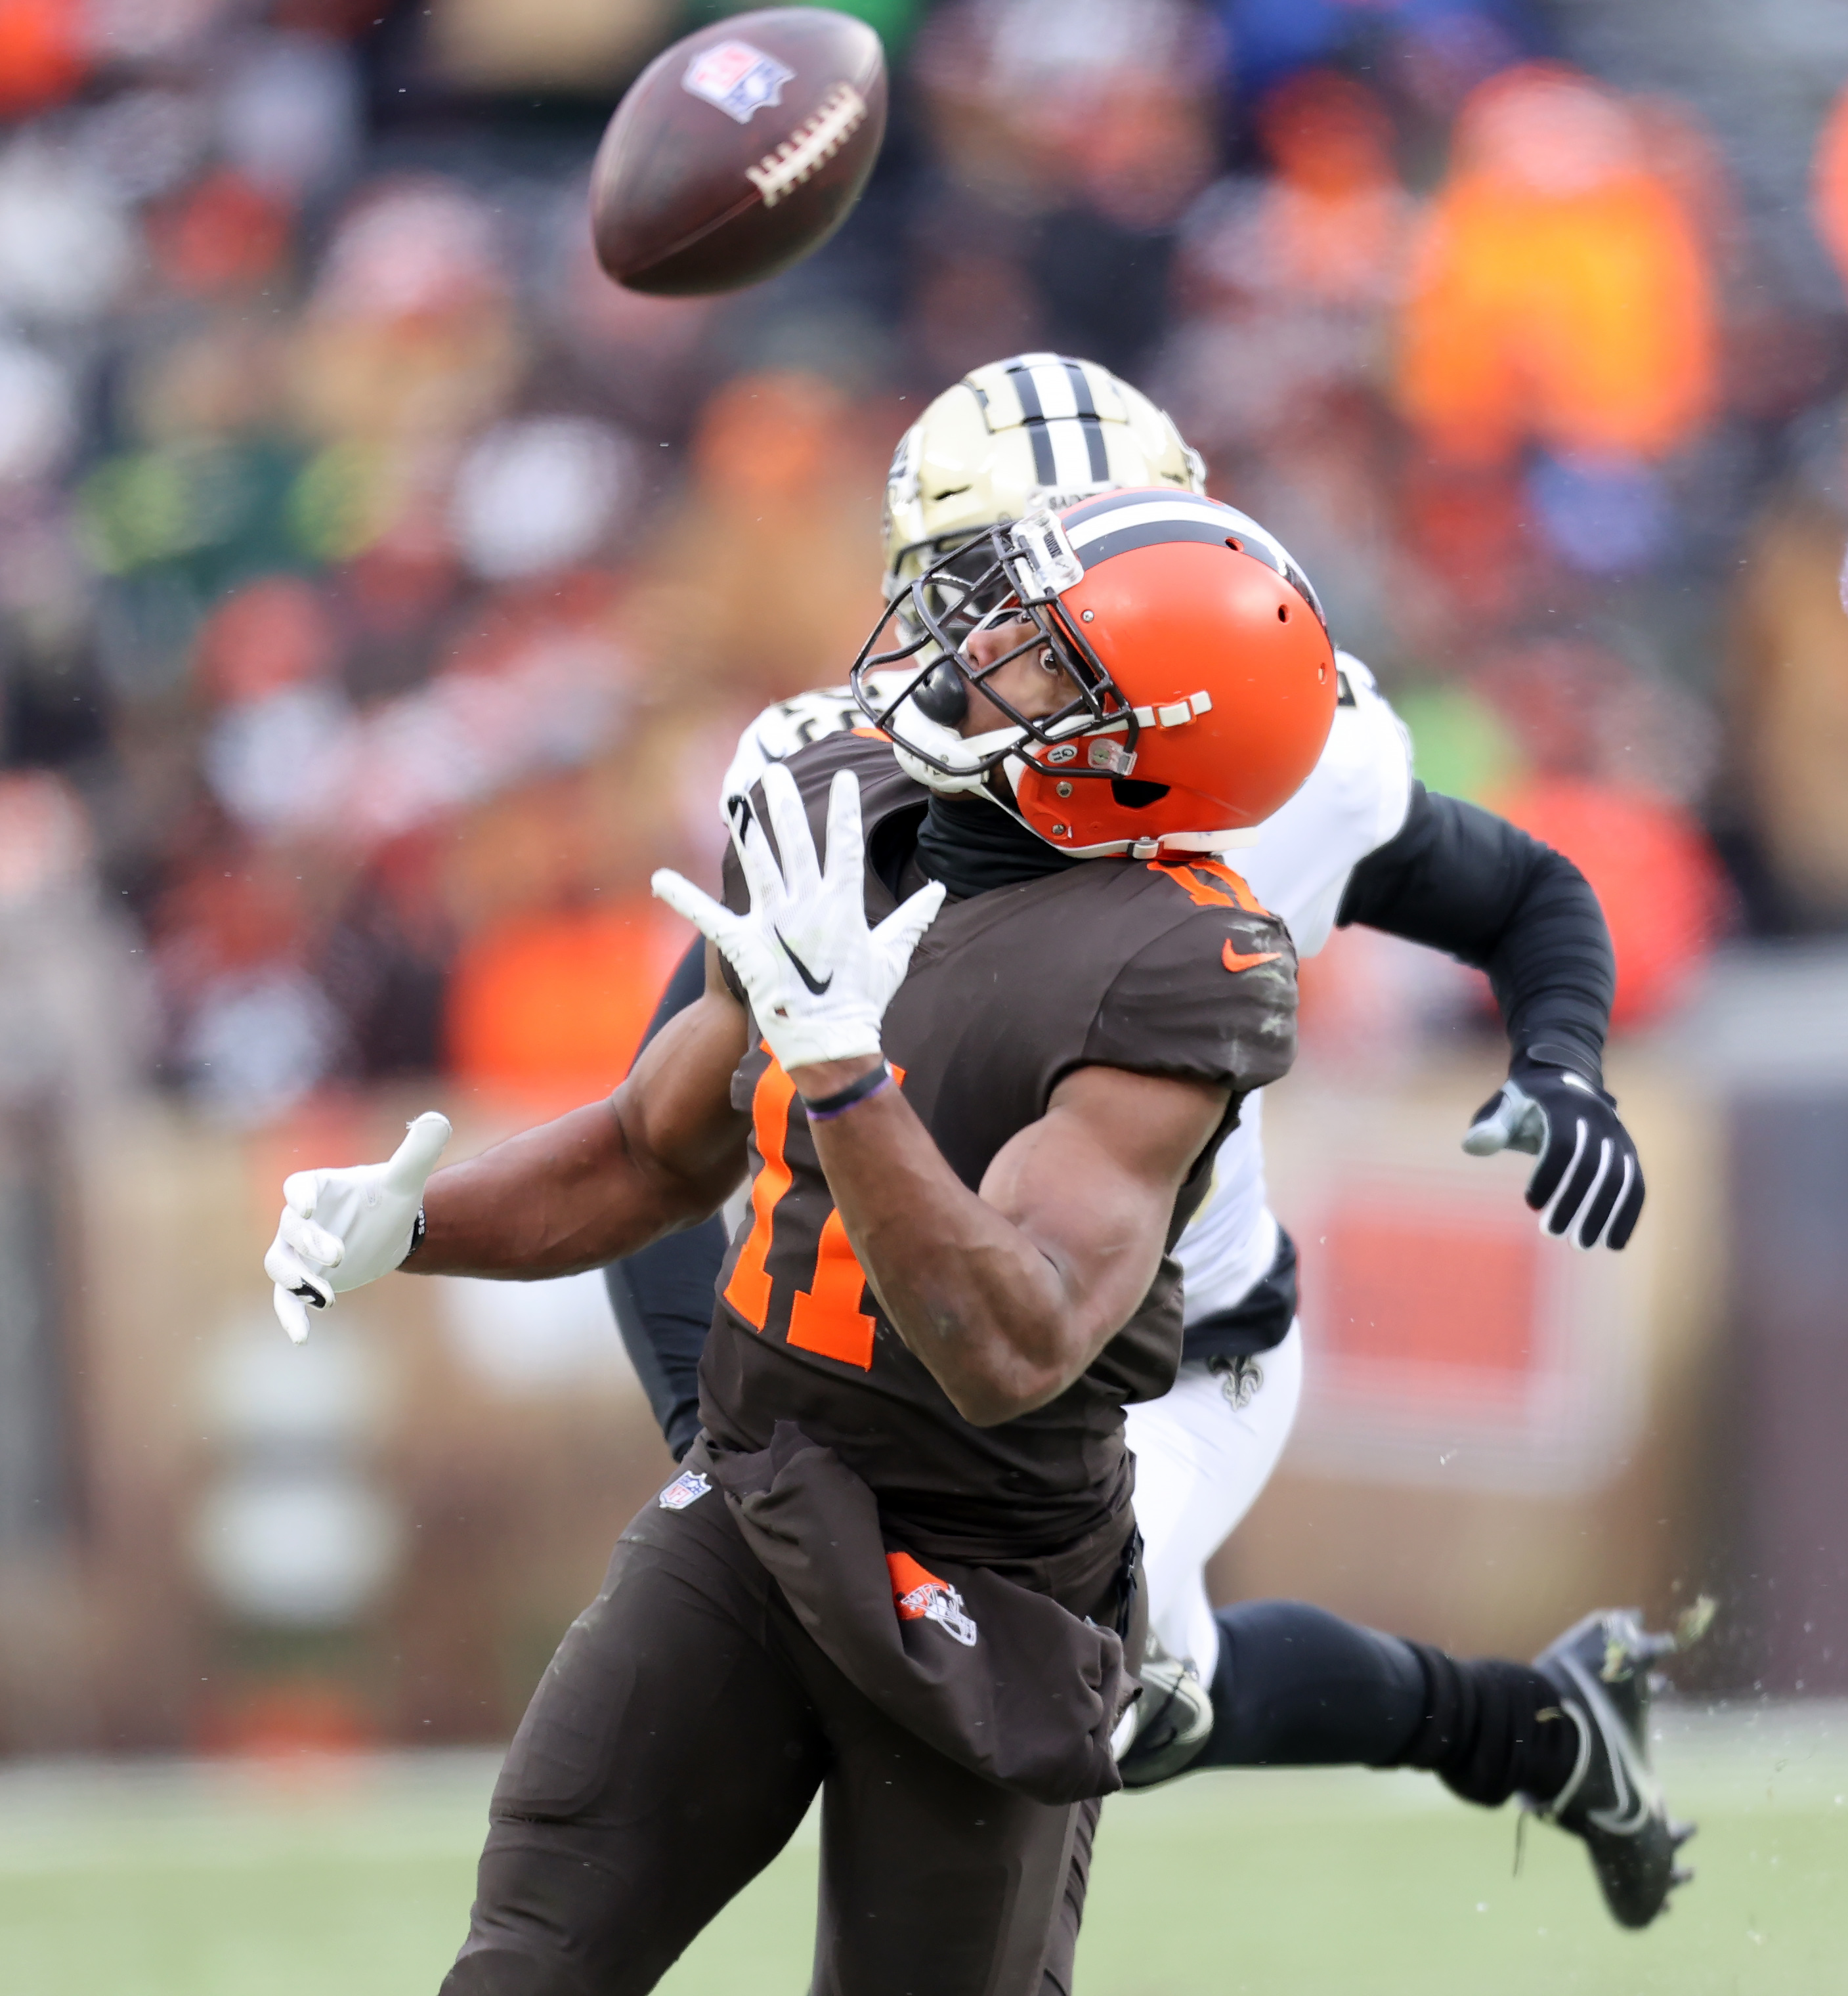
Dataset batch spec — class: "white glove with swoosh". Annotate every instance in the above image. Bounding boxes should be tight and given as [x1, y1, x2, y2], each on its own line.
[263, 1112, 452, 1343]
[651, 762, 944, 1075]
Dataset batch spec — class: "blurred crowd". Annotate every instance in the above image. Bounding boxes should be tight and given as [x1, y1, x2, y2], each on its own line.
[3, 0, 1848, 1129]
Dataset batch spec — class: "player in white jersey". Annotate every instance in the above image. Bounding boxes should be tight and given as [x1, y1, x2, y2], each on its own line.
[1117, 646, 1413, 1683]
[602, 356, 1687, 1927]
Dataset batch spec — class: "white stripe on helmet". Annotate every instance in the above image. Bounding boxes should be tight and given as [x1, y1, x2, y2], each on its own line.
[1023, 360, 1098, 491]
[1063, 495, 1234, 552]
[1029, 359, 1079, 420]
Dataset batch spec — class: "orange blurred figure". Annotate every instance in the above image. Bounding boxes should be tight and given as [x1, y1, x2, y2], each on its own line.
[152, 854, 319, 1013]
[1813, 81, 1848, 299]
[912, 0, 1221, 226]
[195, 1679, 377, 1762]
[691, 371, 847, 510]
[1252, 70, 1411, 308]
[196, 576, 339, 705]
[1161, 71, 1413, 464]
[150, 171, 293, 295]
[1727, 479, 1848, 924]
[625, 371, 884, 703]
[445, 895, 689, 1107]
[1490, 775, 1725, 1028]
[1397, 64, 1715, 465]
[0, 0, 86, 116]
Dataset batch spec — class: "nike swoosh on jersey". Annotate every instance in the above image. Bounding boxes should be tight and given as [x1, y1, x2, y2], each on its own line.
[1222, 941, 1283, 974]
[776, 931, 834, 995]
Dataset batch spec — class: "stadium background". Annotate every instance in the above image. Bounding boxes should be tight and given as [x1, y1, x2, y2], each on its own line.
[2, 1, 1848, 1989]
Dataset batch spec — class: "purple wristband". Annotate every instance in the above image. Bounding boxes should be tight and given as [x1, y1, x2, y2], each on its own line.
[802, 1062, 893, 1121]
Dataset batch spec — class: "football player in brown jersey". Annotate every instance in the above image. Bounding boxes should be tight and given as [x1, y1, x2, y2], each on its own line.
[267, 492, 1336, 1994]
[264, 494, 1685, 1990]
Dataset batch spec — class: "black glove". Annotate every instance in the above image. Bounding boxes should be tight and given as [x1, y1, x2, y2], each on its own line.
[1461, 1057, 1644, 1251]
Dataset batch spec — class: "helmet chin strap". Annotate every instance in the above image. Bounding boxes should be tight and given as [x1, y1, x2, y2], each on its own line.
[886, 695, 1262, 860]
[894, 729, 1134, 855]
[886, 693, 1025, 798]
[993, 752, 1262, 861]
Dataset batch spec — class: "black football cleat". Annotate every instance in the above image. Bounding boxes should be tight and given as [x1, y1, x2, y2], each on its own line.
[1524, 1602, 1711, 1928]
[1114, 1631, 1215, 1789]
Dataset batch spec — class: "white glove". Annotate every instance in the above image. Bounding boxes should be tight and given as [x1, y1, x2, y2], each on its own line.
[263, 1112, 452, 1343]
[651, 761, 944, 1075]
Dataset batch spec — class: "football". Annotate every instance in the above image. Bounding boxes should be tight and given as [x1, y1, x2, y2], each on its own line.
[590, 8, 888, 297]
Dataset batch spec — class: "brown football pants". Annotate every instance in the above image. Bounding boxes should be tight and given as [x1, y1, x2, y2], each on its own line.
[439, 1465, 1109, 1996]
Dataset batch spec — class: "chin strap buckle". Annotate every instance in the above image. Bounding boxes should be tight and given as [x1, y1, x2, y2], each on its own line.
[1084, 737, 1136, 774]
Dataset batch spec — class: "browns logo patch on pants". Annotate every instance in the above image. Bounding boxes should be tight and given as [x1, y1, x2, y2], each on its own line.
[710, 1421, 1131, 1806]
[888, 1549, 979, 1645]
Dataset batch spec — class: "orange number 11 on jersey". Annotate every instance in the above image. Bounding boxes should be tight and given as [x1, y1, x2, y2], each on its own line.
[723, 1051, 900, 1372]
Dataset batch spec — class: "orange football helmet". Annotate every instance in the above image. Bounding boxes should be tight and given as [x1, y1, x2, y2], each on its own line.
[849, 487, 1338, 858]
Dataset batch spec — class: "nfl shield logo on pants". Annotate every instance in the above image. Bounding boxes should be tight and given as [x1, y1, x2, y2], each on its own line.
[658, 1469, 713, 1511]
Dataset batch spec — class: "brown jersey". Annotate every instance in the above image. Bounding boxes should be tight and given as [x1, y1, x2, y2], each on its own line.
[698, 731, 1297, 1563]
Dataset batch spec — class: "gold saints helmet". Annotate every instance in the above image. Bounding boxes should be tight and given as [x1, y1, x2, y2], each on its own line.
[882, 352, 1207, 607]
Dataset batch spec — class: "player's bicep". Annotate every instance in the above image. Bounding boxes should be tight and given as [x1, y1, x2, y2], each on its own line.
[979, 1065, 1229, 1335]
[614, 949, 752, 1214]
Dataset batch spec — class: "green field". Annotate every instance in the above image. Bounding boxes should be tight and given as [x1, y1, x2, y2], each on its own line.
[3, 1706, 1843, 1995]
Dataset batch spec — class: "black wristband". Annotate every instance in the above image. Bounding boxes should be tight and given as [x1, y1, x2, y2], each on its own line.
[402, 1206, 427, 1262]
[1517, 1041, 1604, 1089]
[802, 1061, 892, 1121]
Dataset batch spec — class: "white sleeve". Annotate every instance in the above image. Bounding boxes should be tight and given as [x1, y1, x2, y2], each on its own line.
[1232, 651, 1414, 957]
[1334, 652, 1415, 852]
[718, 685, 861, 824]
[717, 667, 921, 824]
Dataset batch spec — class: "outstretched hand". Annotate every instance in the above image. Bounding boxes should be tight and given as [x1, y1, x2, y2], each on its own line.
[263, 1111, 452, 1342]
[1463, 1065, 1644, 1251]
[652, 762, 944, 1078]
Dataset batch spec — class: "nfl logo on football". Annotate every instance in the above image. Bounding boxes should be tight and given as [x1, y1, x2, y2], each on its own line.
[657, 1469, 712, 1511]
[681, 41, 796, 125]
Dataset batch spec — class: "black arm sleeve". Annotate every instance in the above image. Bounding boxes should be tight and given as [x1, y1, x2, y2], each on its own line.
[1334, 784, 1615, 1086]
[602, 938, 726, 1461]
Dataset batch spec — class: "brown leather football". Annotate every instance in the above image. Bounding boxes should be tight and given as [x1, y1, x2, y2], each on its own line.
[590, 9, 888, 297]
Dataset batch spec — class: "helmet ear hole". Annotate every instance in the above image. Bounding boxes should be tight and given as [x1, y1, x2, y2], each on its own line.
[1111, 777, 1170, 810]
[1277, 603, 1289, 621]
